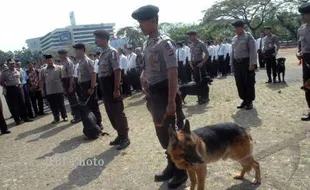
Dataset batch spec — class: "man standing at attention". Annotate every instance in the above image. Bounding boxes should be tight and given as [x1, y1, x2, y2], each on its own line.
[94, 30, 130, 150]
[230, 20, 257, 110]
[256, 33, 265, 68]
[132, 5, 188, 189]
[297, 2, 310, 121]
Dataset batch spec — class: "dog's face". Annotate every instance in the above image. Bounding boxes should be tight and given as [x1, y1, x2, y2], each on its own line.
[167, 120, 205, 170]
[199, 77, 213, 86]
[277, 58, 286, 66]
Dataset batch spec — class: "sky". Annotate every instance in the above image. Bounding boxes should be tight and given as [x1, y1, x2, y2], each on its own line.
[0, 0, 216, 52]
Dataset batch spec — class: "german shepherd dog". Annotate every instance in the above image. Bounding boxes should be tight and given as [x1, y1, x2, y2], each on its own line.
[276, 57, 286, 82]
[167, 120, 261, 190]
[179, 77, 213, 105]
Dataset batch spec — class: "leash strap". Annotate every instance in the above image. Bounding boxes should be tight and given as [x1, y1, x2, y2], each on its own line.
[155, 113, 179, 132]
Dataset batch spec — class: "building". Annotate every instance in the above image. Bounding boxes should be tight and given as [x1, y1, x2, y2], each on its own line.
[26, 11, 115, 52]
[25, 38, 42, 53]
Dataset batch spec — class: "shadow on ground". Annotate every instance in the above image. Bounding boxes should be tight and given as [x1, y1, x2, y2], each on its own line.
[265, 82, 289, 91]
[183, 102, 209, 117]
[15, 122, 58, 140]
[127, 92, 144, 100]
[126, 98, 146, 108]
[226, 180, 260, 190]
[231, 108, 262, 128]
[52, 147, 120, 190]
[36, 135, 92, 159]
[158, 181, 187, 190]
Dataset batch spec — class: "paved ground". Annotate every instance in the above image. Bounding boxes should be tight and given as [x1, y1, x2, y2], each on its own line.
[1, 48, 310, 190]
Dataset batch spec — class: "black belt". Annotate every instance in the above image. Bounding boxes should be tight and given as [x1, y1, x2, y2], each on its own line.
[234, 58, 249, 63]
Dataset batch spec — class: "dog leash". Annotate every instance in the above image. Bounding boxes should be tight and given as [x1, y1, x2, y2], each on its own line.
[83, 96, 91, 106]
[155, 113, 180, 132]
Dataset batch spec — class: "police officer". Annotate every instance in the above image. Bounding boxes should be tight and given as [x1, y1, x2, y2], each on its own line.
[230, 20, 257, 110]
[297, 2, 310, 121]
[58, 49, 81, 124]
[0, 81, 10, 134]
[73, 43, 103, 129]
[40, 54, 68, 123]
[187, 30, 209, 104]
[262, 26, 280, 83]
[93, 30, 130, 150]
[132, 5, 188, 189]
[0, 59, 33, 125]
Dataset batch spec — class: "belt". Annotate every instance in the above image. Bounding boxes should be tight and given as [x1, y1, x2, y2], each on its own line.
[234, 57, 249, 63]
[6, 84, 21, 88]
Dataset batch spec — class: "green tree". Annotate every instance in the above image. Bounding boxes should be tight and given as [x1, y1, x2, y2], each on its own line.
[116, 26, 146, 48]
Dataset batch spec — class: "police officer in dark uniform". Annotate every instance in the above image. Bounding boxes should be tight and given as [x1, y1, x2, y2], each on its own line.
[0, 59, 33, 125]
[297, 2, 310, 121]
[93, 30, 130, 150]
[262, 26, 280, 83]
[58, 49, 81, 124]
[132, 5, 188, 189]
[73, 43, 103, 128]
[230, 20, 257, 110]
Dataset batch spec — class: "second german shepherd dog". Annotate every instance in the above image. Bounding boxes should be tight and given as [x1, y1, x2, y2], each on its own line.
[167, 120, 261, 190]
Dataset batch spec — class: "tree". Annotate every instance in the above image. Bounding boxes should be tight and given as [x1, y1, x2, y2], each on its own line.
[116, 26, 146, 48]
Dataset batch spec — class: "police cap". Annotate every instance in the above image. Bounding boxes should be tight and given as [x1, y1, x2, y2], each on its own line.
[73, 43, 86, 50]
[231, 20, 245, 27]
[57, 49, 68, 54]
[187, 30, 197, 35]
[131, 5, 159, 21]
[299, 2, 310, 14]
[43, 54, 53, 59]
[93, 30, 110, 40]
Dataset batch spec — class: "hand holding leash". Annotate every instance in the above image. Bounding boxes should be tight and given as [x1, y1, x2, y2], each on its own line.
[166, 101, 176, 116]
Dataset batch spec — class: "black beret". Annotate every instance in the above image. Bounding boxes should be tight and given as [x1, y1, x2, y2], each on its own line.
[43, 54, 53, 59]
[14, 59, 21, 62]
[187, 30, 197, 35]
[73, 43, 85, 49]
[132, 5, 159, 21]
[57, 49, 68, 54]
[7, 58, 14, 63]
[264, 26, 272, 29]
[93, 30, 110, 39]
[231, 20, 245, 27]
[299, 3, 310, 14]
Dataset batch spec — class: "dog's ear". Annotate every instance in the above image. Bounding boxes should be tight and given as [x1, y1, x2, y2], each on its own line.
[183, 119, 191, 134]
[168, 126, 178, 143]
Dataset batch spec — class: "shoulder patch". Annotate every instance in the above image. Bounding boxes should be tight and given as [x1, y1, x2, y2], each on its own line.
[166, 40, 175, 56]
[111, 51, 117, 60]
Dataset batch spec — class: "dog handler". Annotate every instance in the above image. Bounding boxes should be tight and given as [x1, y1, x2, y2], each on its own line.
[297, 2, 310, 121]
[132, 5, 188, 189]
[230, 20, 257, 110]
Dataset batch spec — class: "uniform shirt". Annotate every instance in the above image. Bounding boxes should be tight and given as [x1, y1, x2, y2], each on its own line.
[98, 45, 120, 78]
[213, 45, 219, 60]
[78, 55, 95, 83]
[136, 54, 144, 69]
[0, 69, 22, 86]
[217, 43, 227, 59]
[40, 64, 63, 95]
[176, 47, 186, 63]
[142, 33, 177, 85]
[256, 38, 263, 50]
[262, 34, 280, 52]
[183, 45, 191, 61]
[93, 59, 99, 74]
[207, 46, 215, 61]
[61, 57, 74, 79]
[227, 43, 232, 57]
[119, 54, 128, 73]
[127, 53, 137, 69]
[190, 39, 209, 62]
[230, 31, 257, 66]
[298, 24, 310, 54]
[73, 63, 79, 78]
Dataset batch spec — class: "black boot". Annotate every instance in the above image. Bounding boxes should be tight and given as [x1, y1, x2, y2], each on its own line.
[154, 154, 175, 182]
[245, 101, 253, 110]
[301, 113, 310, 121]
[237, 101, 247, 109]
[168, 168, 188, 189]
[109, 136, 121, 146]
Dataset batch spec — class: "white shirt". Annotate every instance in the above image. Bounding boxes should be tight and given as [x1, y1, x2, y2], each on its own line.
[93, 59, 99, 74]
[256, 38, 263, 50]
[119, 54, 128, 73]
[213, 45, 219, 60]
[73, 63, 79, 78]
[183, 45, 191, 61]
[207, 46, 214, 61]
[217, 43, 227, 59]
[176, 48, 186, 64]
[127, 53, 137, 69]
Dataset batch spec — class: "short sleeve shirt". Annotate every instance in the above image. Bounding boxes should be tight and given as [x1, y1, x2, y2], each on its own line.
[190, 39, 208, 63]
[143, 34, 177, 85]
[40, 64, 63, 95]
[298, 24, 310, 54]
[98, 45, 120, 78]
[262, 35, 279, 51]
[61, 58, 74, 78]
[0, 69, 22, 86]
[78, 55, 95, 83]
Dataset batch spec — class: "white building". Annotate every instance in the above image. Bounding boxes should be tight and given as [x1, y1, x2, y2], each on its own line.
[25, 37, 42, 52]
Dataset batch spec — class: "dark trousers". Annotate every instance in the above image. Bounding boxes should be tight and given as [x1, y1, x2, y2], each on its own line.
[121, 70, 131, 96]
[226, 54, 231, 73]
[99, 75, 128, 138]
[303, 54, 310, 108]
[128, 68, 142, 91]
[6, 86, 28, 123]
[177, 61, 186, 84]
[147, 79, 185, 149]
[4, 94, 13, 116]
[193, 61, 207, 83]
[74, 78, 82, 100]
[22, 84, 34, 117]
[184, 58, 193, 83]
[265, 56, 277, 80]
[218, 55, 227, 76]
[96, 75, 102, 100]
[29, 90, 44, 114]
[206, 56, 212, 77]
[0, 97, 8, 133]
[79, 81, 102, 126]
[258, 50, 265, 68]
[234, 58, 256, 102]
[210, 57, 218, 78]
[63, 78, 80, 119]
[46, 93, 67, 120]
